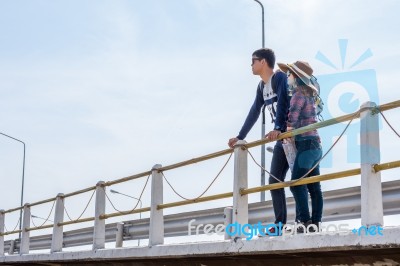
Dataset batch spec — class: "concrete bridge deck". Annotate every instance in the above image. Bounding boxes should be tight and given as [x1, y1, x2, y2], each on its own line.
[2, 227, 400, 266]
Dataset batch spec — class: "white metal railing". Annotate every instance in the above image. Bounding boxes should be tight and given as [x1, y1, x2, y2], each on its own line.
[0, 100, 400, 257]
[2, 179, 400, 252]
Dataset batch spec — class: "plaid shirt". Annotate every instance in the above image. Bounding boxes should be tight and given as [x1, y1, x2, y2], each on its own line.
[287, 87, 319, 140]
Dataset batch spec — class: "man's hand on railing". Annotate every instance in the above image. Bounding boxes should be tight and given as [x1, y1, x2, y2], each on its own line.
[228, 137, 239, 148]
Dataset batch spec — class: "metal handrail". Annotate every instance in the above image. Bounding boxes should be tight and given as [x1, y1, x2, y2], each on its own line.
[58, 217, 95, 227]
[1, 160, 399, 237]
[1, 100, 399, 235]
[3, 179, 400, 251]
[100, 207, 151, 220]
[63, 186, 97, 199]
[156, 160, 400, 208]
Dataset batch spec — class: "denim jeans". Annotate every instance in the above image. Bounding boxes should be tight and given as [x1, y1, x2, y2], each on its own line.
[289, 138, 323, 223]
[269, 141, 289, 224]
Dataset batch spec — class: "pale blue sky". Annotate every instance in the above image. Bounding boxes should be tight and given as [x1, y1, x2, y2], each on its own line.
[1, 0, 399, 241]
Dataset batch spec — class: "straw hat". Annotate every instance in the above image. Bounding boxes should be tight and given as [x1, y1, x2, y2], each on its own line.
[277, 61, 317, 92]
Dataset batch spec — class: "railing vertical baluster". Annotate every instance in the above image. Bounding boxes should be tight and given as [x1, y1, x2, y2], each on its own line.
[360, 101, 383, 227]
[20, 204, 30, 254]
[8, 240, 15, 255]
[0, 210, 4, 256]
[232, 140, 248, 239]
[51, 193, 65, 253]
[115, 222, 124, 248]
[223, 207, 233, 240]
[149, 164, 163, 246]
[93, 182, 106, 250]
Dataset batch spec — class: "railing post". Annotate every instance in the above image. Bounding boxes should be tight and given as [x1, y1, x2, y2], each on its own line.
[224, 207, 233, 240]
[20, 204, 30, 254]
[8, 240, 15, 255]
[51, 193, 65, 253]
[149, 164, 163, 246]
[232, 140, 248, 237]
[93, 182, 106, 250]
[360, 101, 383, 227]
[0, 210, 4, 256]
[115, 222, 124, 248]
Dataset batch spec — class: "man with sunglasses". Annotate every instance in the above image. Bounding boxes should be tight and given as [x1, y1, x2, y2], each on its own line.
[228, 48, 290, 234]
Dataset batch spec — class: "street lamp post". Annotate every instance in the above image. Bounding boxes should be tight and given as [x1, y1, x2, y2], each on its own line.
[110, 189, 142, 246]
[0, 132, 26, 239]
[253, 0, 265, 48]
[253, 0, 267, 202]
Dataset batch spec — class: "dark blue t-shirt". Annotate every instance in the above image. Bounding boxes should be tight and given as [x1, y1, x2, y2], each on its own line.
[237, 71, 290, 140]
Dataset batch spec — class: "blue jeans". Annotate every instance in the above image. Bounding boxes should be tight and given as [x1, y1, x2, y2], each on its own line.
[290, 138, 323, 223]
[269, 141, 289, 224]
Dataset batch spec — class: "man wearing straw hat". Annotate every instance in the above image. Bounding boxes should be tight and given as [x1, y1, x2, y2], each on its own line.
[228, 48, 290, 234]
[277, 61, 323, 232]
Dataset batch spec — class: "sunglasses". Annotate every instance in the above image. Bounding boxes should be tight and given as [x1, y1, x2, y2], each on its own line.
[251, 57, 263, 64]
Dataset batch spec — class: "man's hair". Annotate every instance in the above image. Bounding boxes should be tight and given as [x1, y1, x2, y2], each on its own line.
[252, 48, 275, 69]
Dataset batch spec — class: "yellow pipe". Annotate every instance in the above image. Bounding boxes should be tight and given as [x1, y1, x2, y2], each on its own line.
[242, 168, 361, 195]
[1, 100, 399, 222]
[105, 171, 151, 187]
[2, 161, 399, 232]
[57, 217, 95, 227]
[2, 206, 23, 214]
[157, 192, 233, 210]
[0, 229, 22, 236]
[379, 100, 400, 112]
[63, 186, 97, 199]
[100, 207, 151, 220]
[373, 160, 400, 172]
[158, 151, 234, 172]
[156, 159, 400, 210]
[28, 198, 57, 208]
[25, 224, 53, 232]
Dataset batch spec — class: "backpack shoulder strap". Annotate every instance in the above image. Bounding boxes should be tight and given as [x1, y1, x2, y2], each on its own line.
[271, 69, 283, 94]
[258, 80, 264, 93]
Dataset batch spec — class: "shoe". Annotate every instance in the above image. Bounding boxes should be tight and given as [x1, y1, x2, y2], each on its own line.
[257, 226, 276, 237]
[257, 229, 265, 238]
[296, 220, 312, 234]
[268, 226, 277, 234]
[308, 222, 320, 233]
[283, 226, 292, 234]
[267, 225, 283, 236]
[270, 224, 294, 235]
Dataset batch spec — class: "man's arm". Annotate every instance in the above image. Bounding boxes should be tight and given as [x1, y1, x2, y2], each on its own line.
[236, 84, 264, 140]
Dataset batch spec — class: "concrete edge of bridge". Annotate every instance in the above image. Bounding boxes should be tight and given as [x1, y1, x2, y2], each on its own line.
[1, 226, 400, 264]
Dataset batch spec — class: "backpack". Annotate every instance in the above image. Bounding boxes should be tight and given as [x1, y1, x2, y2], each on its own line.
[260, 72, 279, 124]
[310, 75, 324, 121]
[264, 71, 325, 122]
